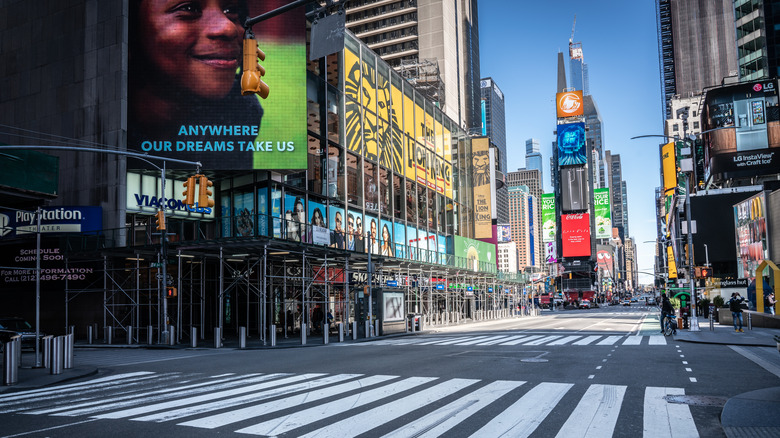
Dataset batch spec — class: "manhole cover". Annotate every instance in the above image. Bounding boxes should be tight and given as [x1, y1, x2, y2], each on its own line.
[664, 395, 728, 407]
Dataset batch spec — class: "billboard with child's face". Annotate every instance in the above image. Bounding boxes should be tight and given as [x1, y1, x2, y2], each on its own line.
[128, 1, 306, 169]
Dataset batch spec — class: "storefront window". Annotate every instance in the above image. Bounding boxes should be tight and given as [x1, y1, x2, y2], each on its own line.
[327, 145, 344, 201]
[427, 188, 435, 230]
[307, 134, 325, 195]
[327, 87, 341, 145]
[234, 190, 255, 237]
[284, 191, 305, 242]
[436, 193, 445, 234]
[417, 184, 427, 230]
[364, 160, 378, 213]
[271, 185, 282, 238]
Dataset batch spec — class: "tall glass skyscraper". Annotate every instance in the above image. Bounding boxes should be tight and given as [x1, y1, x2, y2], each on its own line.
[481, 77, 509, 223]
[525, 138, 543, 183]
[569, 42, 589, 95]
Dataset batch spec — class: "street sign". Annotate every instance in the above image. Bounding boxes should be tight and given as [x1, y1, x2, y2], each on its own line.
[386, 280, 398, 287]
[436, 284, 444, 290]
[151, 262, 162, 268]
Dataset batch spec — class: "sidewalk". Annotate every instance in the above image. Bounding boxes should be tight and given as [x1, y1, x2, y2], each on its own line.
[673, 316, 780, 347]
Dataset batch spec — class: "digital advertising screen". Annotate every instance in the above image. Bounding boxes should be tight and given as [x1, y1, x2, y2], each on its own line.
[561, 213, 591, 258]
[472, 137, 492, 238]
[734, 192, 769, 279]
[557, 122, 587, 166]
[594, 188, 611, 239]
[556, 90, 584, 118]
[128, 1, 307, 169]
[541, 193, 556, 242]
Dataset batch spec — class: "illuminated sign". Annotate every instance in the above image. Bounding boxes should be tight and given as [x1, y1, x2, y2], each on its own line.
[472, 137, 492, 238]
[541, 193, 556, 242]
[661, 141, 677, 195]
[561, 213, 591, 258]
[557, 122, 587, 166]
[594, 188, 611, 239]
[556, 90, 584, 118]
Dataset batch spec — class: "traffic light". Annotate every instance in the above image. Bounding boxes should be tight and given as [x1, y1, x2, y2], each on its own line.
[182, 176, 196, 206]
[198, 175, 214, 208]
[701, 267, 712, 278]
[240, 37, 269, 98]
[165, 287, 177, 298]
[154, 210, 166, 231]
[694, 266, 702, 279]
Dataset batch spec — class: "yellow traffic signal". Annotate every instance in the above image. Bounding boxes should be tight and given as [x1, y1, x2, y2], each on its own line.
[198, 175, 214, 208]
[694, 266, 702, 278]
[155, 210, 166, 231]
[182, 176, 196, 206]
[240, 38, 269, 98]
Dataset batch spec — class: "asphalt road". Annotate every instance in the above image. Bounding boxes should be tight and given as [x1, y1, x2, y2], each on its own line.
[1, 304, 779, 437]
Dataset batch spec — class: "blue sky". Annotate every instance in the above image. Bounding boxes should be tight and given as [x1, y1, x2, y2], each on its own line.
[479, 0, 662, 283]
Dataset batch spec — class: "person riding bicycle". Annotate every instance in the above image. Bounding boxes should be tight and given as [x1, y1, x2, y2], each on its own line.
[661, 293, 677, 335]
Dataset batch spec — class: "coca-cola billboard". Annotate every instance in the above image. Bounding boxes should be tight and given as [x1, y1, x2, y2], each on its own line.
[562, 213, 591, 258]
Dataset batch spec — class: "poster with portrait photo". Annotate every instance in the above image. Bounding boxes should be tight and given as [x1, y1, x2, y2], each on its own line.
[308, 199, 328, 246]
[347, 209, 365, 253]
[128, 0, 306, 170]
[394, 222, 406, 259]
[365, 214, 380, 254]
[329, 206, 345, 249]
[438, 234, 447, 265]
[380, 219, 394, 257]
[284, 194, 305, 242]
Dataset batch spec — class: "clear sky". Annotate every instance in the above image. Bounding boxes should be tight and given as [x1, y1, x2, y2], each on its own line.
[479, 0, 662, 284]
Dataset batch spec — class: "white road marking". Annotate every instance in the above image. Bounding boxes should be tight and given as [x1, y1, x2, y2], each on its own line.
[573, 335, 602, 345]
[556, 384, 626, 438]
[643, 387, 698, 438]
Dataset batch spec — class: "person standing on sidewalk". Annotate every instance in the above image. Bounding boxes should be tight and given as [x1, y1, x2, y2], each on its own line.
[729, 292, 746, 332]
[766, 292, 776, 315]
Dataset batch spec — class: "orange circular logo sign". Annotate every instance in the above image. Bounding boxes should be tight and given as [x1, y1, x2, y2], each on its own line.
[557, 91, 583, 117]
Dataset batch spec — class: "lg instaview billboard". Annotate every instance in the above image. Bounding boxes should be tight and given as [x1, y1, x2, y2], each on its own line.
[128, 1, 307, 169]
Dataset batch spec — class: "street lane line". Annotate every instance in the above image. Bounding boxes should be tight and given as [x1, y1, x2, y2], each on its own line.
[547, 335, 582, 345]
[380, 380, 525, 438]
[622, 336, 642, 345]
[556, 384, 626, 438]
[297, 378, 480, 438]
[234, 376, 437, 436]
[91, 373, 323, 420]
[469, 382, 573, 438]
[643, 387, 698, 438]
[573, 335, 602, 345]
[524, 335, 563, 345]
[172, 375, 394, 428]
[596, 336, 623, 345]
[648, 336, 667, 345]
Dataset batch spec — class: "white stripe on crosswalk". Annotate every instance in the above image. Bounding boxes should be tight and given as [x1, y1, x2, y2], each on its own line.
[597, 335, 624, 345]
[498, 335, 536, 345]
[548, 335, 582, 345]
[573, 335, 602, 345]
[493, 335, 528, 345]
[524, 335, 563, 345]
[556, 384, 626, 438]
[622, 336, 643, 345]
[475, 335, 518, 345]
[176, 375, 395, 429]
[470, 382, 573, 437]
[643, 387, 698, 438]
[648, 336, 668, 345]
[91, 373, 324, 420]
[452, 335, 498, 345]
[381, 380, 525, 438]
[0, 372, 156, 403]
[233, 376, 437, 436]
[296, 378, 480, 438]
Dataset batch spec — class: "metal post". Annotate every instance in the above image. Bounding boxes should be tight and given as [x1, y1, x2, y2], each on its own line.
[63, 334, 73, 369]
[35, 207, 41, 368]
[270, 324, 277, 346]
[352, 321, 357, 340]
[92, 323, 98, 341]
[147, 325, 154, 345]
[87, 325, 93, 345]
[748, 312, 752, 330]
[239, 326, 247, 349]
[50, 336, 63, 375]
[214, 327, 221, 349]
[105, 326, 112, 345]
[301, 323, 307, 345]
[127, 325, 133, 345]
[191, 327, 198, 348]
[323, 324, 329, 345]
[338, 323, 344, 342]
[374, 320, 379, 337]
[42, 335, 53, 368]
[168, 325, 175, 346]
[3, 336, 19, 385]
[365, 320, 371, 338]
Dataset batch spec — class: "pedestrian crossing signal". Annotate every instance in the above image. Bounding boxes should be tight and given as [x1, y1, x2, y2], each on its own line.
[700, 267, 712, 278]
[166, 287, 177, 298]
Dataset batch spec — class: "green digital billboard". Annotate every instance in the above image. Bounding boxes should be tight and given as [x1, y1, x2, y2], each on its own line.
[594, 188, 612, 239]
[454, 235, 496, 271]
[541, 193, 556, 242]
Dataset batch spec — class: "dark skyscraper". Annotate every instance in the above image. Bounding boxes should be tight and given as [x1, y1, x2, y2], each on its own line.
[481, 77, 508, 223]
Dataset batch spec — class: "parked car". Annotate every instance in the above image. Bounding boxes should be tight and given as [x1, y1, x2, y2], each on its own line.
[622, 299, 631, 306]
[647, 297, 656, 305]
[0, 317, 40, 347]
[579, 300, 591, 309]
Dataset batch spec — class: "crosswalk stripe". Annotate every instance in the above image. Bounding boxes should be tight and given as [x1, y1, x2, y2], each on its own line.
[470, 382, 573, 437]
[26, 373, 268, 416]
[176, 375, 395, 429]
[474, 335, 516, 345]
[643, 387, 698, 437]
[296, 378, 480, 438]
[573, 335, 602, 345]
[0, 372, 156, 403]
[548, 335, 582, 345]
[597, 335, 624, 345]
[497, 335, 534, 345]
[648, 336, 668, 345]
[434, 336, 489, 345]
[380, 380, 525, 438]
[524, 335, 563, 345]
[556, 384, 626, 438]
[233, 376, 437, 436]
[91, 373, 323, 420]
[623, 336, 643, 345]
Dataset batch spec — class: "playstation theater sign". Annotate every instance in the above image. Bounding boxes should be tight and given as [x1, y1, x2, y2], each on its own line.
[0, 206, 102, 290]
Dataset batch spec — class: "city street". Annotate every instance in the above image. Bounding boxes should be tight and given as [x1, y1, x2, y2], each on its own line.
[2, 306, 779, 437]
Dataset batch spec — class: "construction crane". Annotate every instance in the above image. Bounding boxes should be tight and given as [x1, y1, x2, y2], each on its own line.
[570, 15, 576, 44]
[569, 15, 582, 60]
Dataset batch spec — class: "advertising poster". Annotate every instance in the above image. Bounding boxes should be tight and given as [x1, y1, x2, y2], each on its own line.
[344, 209, 361, 252]
[365, 214, 380, 254]
[667, 245, 678, 279]
[380, 219, 394, 257]
[308, 200, 328, 246]
[329, 205, 345, 249]
[0, 238, 98, 291]
[734, 193, 769, 278]
[407, 225, 417, 260]
[271, 189, 282, 238]
[561, 166, 589, 211]
[128, 1, 306, 169]
[497, 224, 511, 243]
[284, 194, 305, 242]
[545, 241, 558, 264]
[541, 193, 556, 242]
[234, 192, 255, 237]
[556, 90, 584, 118]
[596, 245, 614, 277]
[394, 222, 406, 259]
[0, 207, 102, 239]
[454, 235, 496, 272]
[438, 234, 447, 265]
[594, 188, 612, 239]
[561, 213, 591, 258]
[383, 292, 405, 322]
[427, 232, 437, 264]
[557, 122, 587, 166]
[472, 137, 492, 238]
[661, 141, 677, 195]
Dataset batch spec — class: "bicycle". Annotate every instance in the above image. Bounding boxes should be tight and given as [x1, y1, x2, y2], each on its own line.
[661, 313, 677, 336]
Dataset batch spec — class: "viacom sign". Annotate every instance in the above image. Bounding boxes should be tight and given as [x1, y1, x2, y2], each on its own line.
[0, 207, 103, 239]
[126, 172, 215, 219]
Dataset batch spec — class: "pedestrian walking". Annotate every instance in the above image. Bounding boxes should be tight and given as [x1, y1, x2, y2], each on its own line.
[729, 292, 746, 332]
[766, 292, 776, 315]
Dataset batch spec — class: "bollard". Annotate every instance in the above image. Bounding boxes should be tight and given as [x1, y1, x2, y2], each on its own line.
[352, 321, 358, 340]
[50, 336, 63, 375]
[127, 325, 133, 345]
[69, 325, 75, 336]
[42, 335, 53, 368]
[338, 323, 344, 342]
[3, 336, 20, 386]
[147, 325, 154, 345]
[270, 324, 277, 347]
[104, 326, 112, 345]
[239, 327, 247, 349]
[87, 325, 93, 345]
[375, 320, 379, 337]
[323, 324, 329, 345]
[301, 323, 307, 345]
[14, 337, 21, 368]
[169, 326, 176, 346]
[748, 313, 752, 330]
[410, 316, 415, 333]
[92, 323, 98, 341]
[63, 334, 73, 369]
[709, 314, 714, 331]
[214, 327, 221, 349]
[191, 327, 198, 348]
[365, 321, 371, 338]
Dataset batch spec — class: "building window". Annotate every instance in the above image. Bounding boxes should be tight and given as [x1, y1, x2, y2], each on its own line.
[673, 124, 678, 132]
